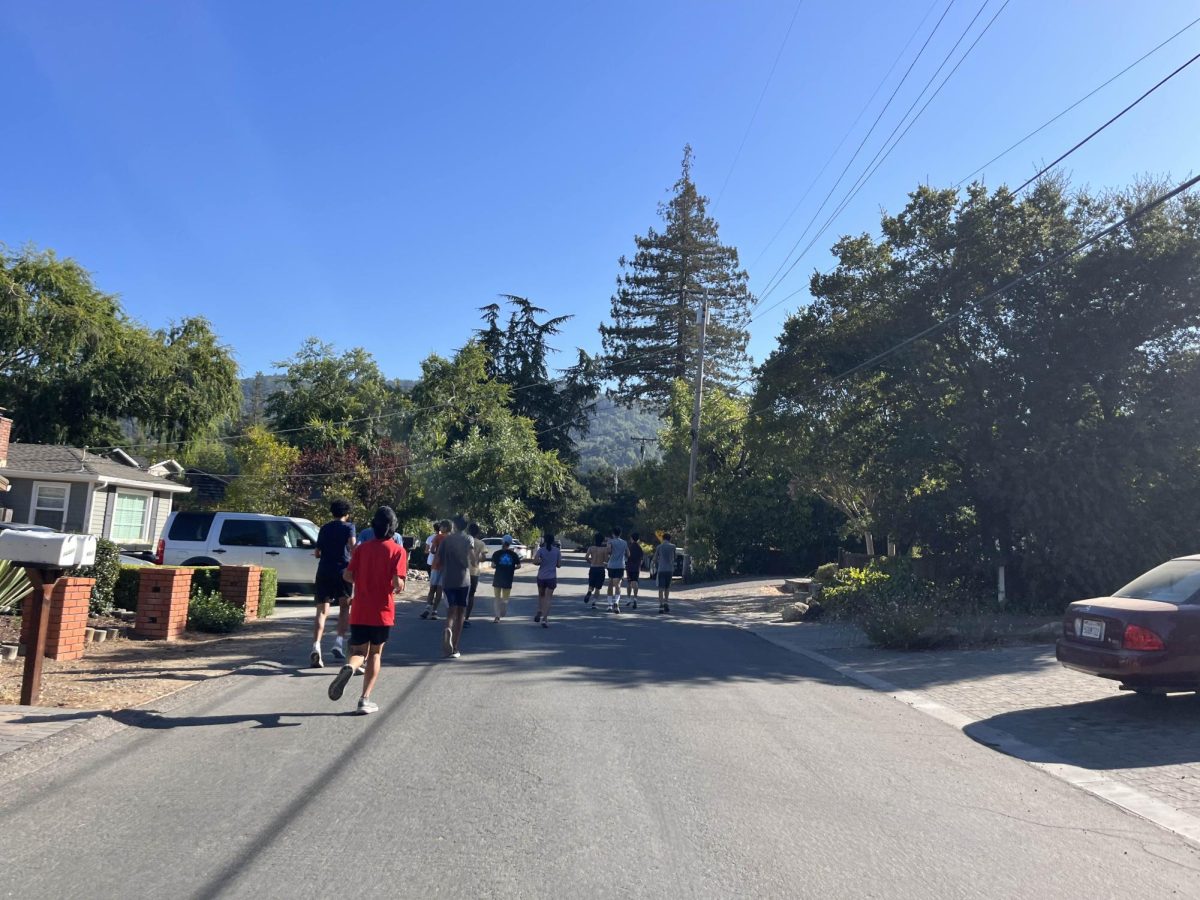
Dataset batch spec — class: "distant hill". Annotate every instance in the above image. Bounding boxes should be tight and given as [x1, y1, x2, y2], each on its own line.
[576, 397, 662, 470]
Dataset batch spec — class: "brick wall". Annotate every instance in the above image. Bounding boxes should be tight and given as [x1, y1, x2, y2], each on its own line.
[135, 567, 193, 640]
[219, 565, 261, 621]
[0, 415, 11, 467]
[20, 576, 95, 661]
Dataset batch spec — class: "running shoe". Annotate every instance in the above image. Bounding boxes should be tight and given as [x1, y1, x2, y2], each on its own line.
[331, 644, 346, 661]
[614, 606, 621, 615]
[541, 621, 549, 629]
[328, 665, 353, 701]
[310, 649, 323, 668]
[450, 650, 461, 659]
[420, 608, 431, 620]
[463, 620, 471, 629]
[354, 666, 365, 676]
[630, 600, 637, 610]
[493, 616, 500, 623]
[534, 613, 542, 623]
[357, 697, 379, 715]
[664, 604, 670, 613]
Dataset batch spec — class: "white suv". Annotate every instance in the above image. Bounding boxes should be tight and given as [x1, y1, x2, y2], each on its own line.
[156, 511, 321, 588]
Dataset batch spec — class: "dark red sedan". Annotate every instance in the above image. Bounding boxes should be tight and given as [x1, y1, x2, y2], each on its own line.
[1056, 555, 1200, 695]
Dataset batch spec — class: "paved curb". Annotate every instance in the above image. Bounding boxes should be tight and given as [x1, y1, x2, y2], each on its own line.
[714, 612, 1200, 849]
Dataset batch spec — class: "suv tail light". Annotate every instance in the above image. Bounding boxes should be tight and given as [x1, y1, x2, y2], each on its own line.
[154, 538, 165, 566]
[1123, 624, 1165, 651]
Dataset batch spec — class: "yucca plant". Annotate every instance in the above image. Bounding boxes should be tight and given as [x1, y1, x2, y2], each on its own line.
[0, 558, 33, 613]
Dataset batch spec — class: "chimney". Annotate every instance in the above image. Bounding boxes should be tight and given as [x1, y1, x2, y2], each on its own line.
[0, 408, 10, 468]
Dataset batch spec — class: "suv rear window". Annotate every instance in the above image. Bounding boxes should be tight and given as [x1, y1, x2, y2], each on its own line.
[219, 519, 271, 547]
[168, 512, 215, 542]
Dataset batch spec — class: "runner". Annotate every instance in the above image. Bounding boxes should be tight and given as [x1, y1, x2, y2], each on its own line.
[606, 527, 628, 613]
[464, 522, 485, 628]
[534, 531, 561, 628]
[421, 519, 450, 620]
[653, 532, 677, 614]
[625, 531, 645, 610]
[437, 515, 473, 658]
[327, 505, 408, 714]
[583, 531, 609, 608]
[311, 498, 355, 668]
[490, 534, 521, 622]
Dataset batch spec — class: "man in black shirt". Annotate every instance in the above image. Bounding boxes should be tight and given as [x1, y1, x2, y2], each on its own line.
[312, 499, 355, 668]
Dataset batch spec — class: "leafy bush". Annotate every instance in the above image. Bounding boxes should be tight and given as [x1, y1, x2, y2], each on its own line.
[822, 566, 893, 621]
[856, 593, 940, 649]
[187, 588, 244, 633]
[258, 567, 278, 618]
[113, 565, 142, 611]
[813, 562, 839, 585]
[73, 538, 121, 615]
[188, 567, 221, 600]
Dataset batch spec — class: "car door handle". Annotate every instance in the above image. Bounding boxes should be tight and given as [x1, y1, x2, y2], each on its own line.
[211, 549, 227, 554]
[265, 551, 281, 556]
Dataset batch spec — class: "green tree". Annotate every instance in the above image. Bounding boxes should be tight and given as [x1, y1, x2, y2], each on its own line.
[478, 295, 600, 463]
[0, 247, 239, 445]
[756, 177, 1200, 603]
[266, 339, 404, 450]
[601, 146, 754, 405]
[223, 426, 300, 515]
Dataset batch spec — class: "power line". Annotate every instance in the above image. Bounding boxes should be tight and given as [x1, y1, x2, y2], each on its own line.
[713, 0, 806, 210]
[755, 0, 960, 303]
[1012, 49, 1200, 194]
[955, 13, 1200, 187]
[756, 0, 1006, 309]
[749, 0, 943, 276]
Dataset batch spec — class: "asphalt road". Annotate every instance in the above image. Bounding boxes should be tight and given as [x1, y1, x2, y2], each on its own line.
[2, 557, 1199, 898]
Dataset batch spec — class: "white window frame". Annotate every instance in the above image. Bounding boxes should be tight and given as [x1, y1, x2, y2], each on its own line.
[110, 488, 153, 543]
[29, 482, 69, 531]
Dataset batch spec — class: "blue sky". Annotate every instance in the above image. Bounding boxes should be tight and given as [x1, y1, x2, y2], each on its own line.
[3, 1, 1197, 382]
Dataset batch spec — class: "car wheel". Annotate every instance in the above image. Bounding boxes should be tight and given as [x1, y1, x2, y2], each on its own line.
[181, 557, 221, 568]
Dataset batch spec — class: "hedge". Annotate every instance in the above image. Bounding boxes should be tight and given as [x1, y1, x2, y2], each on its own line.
[258, 568, 278, 618]
[187, 588, 244, 633]
[73, 538, 121, 616]
[114, 565, 142, 612]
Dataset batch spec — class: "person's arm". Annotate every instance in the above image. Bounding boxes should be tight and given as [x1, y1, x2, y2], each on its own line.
[343, 546, 358, 584]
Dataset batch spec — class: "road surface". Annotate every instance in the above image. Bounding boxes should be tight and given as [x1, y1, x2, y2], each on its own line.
[2, 557, 1198, 898]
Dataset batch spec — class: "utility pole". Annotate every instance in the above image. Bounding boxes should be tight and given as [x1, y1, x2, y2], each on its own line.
[630, 436, 656, 462]
[683, 289, 709, 582]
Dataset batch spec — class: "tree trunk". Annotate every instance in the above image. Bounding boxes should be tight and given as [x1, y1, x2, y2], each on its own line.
[863, 533, 875, 557]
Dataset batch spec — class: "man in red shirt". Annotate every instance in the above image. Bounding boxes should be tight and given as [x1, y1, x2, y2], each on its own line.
[328, 506, 408, 714]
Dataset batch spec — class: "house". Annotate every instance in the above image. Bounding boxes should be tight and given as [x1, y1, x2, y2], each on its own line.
[0, 412, 191, 550]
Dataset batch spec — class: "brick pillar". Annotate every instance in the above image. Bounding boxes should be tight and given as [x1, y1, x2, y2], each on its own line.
[135, 568, 193, 640]
[20, 576, 94, 661]
[219, 565, 261, 621]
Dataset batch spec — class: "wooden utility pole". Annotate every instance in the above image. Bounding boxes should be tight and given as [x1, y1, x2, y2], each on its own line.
[683, 290, 709, 582]
[630, 436, 656, 461]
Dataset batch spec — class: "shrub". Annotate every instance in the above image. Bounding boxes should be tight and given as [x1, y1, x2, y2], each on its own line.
[0, 559, 32, 614]
[258, 567, 278, 618]
[822, 566, 892, 621]
[187, 588, 244, 633]
[188, 567, 221, 600]
[73, 538, 121, 615]
[813, 562, 839, 585]
[113, 565, 142, 611]
[856, 593, 940, 649]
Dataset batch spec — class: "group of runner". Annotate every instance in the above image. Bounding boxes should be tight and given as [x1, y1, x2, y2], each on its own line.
[306, 499, 677, 714]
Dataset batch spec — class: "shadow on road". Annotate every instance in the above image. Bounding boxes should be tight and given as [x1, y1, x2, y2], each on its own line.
[966, 692, 1200, 769]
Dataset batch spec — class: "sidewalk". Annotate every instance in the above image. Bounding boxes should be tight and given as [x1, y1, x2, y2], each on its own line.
[677, 577, 1200, 839]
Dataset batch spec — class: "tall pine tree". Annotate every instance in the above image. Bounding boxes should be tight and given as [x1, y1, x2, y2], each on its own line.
[601, 146, 754, 406]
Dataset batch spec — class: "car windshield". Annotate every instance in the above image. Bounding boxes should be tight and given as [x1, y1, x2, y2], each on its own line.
[1113, 560, 1200, 605]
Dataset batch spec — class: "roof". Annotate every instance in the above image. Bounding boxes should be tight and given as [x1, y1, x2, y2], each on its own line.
[3, 444, 191, 492]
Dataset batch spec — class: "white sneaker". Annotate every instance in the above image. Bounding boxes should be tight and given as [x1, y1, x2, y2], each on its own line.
[357, 697, 378, 715]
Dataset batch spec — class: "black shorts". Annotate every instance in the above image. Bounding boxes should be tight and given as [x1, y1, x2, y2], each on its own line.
[315, 572, 351, 603]
[537, 578, 557, 592]
[607, 567, 624, 580]
[657, 572, 672, 589]
[445, 586, 470, 608]
[349, 624, 390, 646]
[588, 566, 606, 589]
[625, 566, 640, 582]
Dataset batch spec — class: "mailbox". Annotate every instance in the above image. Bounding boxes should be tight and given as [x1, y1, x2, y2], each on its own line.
[0, 531, 97, 568]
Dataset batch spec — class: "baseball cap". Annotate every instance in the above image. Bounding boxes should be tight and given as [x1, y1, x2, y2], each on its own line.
[502, 534, 513, 543]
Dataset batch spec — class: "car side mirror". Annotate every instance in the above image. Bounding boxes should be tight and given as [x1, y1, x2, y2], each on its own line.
[299, 538, 313, 549]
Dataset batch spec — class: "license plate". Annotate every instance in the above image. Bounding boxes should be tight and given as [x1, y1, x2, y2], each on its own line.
[1079, 618, 1105, 641]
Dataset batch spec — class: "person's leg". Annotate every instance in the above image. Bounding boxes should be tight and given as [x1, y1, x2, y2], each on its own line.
[311, 601, 329, 666]
[332, 594, 350, 659]
[534, 583, 545, 621]
[448, 605, 466, 655]
[493, 585, 503, 622]
[501, 588, 511, 618]
[361, 643, 384, 698]
[466, 575, 478, 624]
[540, 587, 554, 626]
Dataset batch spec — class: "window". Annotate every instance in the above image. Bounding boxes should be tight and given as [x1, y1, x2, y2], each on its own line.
[1115, 560, 1200, 605]
[264, 521, 310, 548]
[168, 512, 215, 542]
[111, 491, 151, 542]
[218, 518, 271, 547]
[31, 483, 68, 530]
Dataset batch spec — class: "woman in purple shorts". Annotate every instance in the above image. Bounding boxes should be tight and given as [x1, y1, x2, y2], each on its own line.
[534, 531, 561, 628]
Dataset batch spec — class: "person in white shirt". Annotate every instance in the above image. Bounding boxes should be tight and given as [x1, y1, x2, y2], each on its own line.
[652, 533, 677, 614]
[605, 527, 628, 613]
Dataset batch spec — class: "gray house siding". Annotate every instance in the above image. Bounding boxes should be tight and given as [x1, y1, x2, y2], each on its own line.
[0, 477, 86, 531]
[90, 487, 110, 535]
[151, 494, 172, 544]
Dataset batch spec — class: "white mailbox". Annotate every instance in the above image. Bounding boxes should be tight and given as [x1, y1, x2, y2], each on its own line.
[0, 531, 97, 568]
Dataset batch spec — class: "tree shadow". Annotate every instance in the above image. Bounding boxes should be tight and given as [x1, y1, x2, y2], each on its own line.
[11, 708, 350, 730]
[965, 692, 1200, 769]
